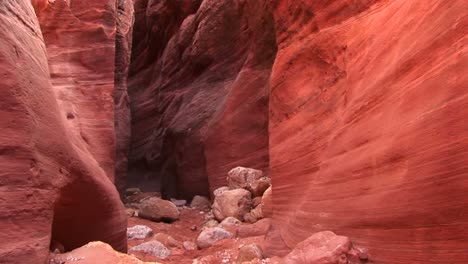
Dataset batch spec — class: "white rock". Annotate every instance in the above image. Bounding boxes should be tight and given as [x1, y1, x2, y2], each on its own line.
[127, 225, 153, 240]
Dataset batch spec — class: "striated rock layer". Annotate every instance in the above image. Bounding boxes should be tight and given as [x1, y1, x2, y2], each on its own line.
[267, 0, 468, 263]
[127, 0, 277, 199]
[0, 0, 127, 263]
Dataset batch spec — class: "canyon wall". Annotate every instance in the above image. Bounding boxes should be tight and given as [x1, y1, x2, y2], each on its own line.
[268, 0, 468, 263]
[0, 0, 127, 263]
[127, 0, 277, 199]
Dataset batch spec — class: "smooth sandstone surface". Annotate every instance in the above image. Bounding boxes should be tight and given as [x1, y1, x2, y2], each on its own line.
[268, 0, 468, 263]
[0, 1, 127, 263]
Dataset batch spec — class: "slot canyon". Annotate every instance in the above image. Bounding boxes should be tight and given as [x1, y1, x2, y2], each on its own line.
[0, 0, 466, 263]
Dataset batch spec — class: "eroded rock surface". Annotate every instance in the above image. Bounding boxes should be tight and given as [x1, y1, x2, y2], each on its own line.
[127, 0, 277, 199]
[0, 1, 127, 262]
[267, 0, 468, 263]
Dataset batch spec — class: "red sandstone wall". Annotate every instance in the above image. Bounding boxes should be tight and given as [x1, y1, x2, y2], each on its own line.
[268, 0, 468, 263]
[127, 0, 277, 199]
[0, 1, 127, 262]
[38, 0, 118, 182]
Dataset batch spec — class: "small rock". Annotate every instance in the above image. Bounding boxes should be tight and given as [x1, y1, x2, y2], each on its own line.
[131, 241, 171, 259]
[237, 244, 263, 263]
[219, 217, 241, 228]
[238, 218, 271, 238]
[212, 188, 252, 221]
[171, 198, 188, 207]
[154, 233, 182, 248]
[191, 225, 198, 231]
[138, 197, 180, 222]
[127, 225, 153, 240]
[196, 227, 233, 249]
[183, 241, 198, 251]
[191, 195, 211, 210]
[213, 186, 230, 197]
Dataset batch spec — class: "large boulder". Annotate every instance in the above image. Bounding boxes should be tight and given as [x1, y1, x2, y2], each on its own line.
[282, 231, 359, 264]
[213, 189, 252, 221]
[130, 241, 171, 260]
[196, 227, 233, 249]
[227, 167, 271, 196]
[138, 197, 180, 222]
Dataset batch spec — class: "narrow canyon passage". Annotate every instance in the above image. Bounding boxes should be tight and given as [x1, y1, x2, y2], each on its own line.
[0, 0, 467, 264]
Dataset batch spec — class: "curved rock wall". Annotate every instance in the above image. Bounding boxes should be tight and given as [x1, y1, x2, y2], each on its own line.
[127, 0, 277, 199]
[268, 0, 468, 263]
[0, 0, 127, 262]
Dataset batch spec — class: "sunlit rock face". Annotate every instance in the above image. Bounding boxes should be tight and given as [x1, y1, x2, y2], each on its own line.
[0, 1, 127, 263]
[127, 0, 277, 199]
[267, 0, 468, 263]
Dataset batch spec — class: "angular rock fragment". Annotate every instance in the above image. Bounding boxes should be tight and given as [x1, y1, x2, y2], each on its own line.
[196, 227, 233, 249]
[127, 225, 153, 240]
[213, 189, 252, 221]
[191, 195, 212, 210]
[131, 241, 171, 260]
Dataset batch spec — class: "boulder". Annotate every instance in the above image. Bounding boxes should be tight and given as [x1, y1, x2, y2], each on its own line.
[127, 225, 153, 240]
[249, 177, 271, 197]
[213, 186, 230, 197]
[282, 231, 356, 264]
[196, 227, 233, 249]
[191, 195, 211, 210]
[261, 186, 273, 218]
[237, 244, 263, 263]
[238, 218, 271, 238]
[139, 197, 180, 222]
[227, 167, 263, 189]
[153, 233, 182, 248]
[213, 189, 252, 221]
[227, 167, 271, 197]
[131, 241, 171, 260]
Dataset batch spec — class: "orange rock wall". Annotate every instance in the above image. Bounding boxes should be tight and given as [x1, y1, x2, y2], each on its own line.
[268, 0, 468, 263]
